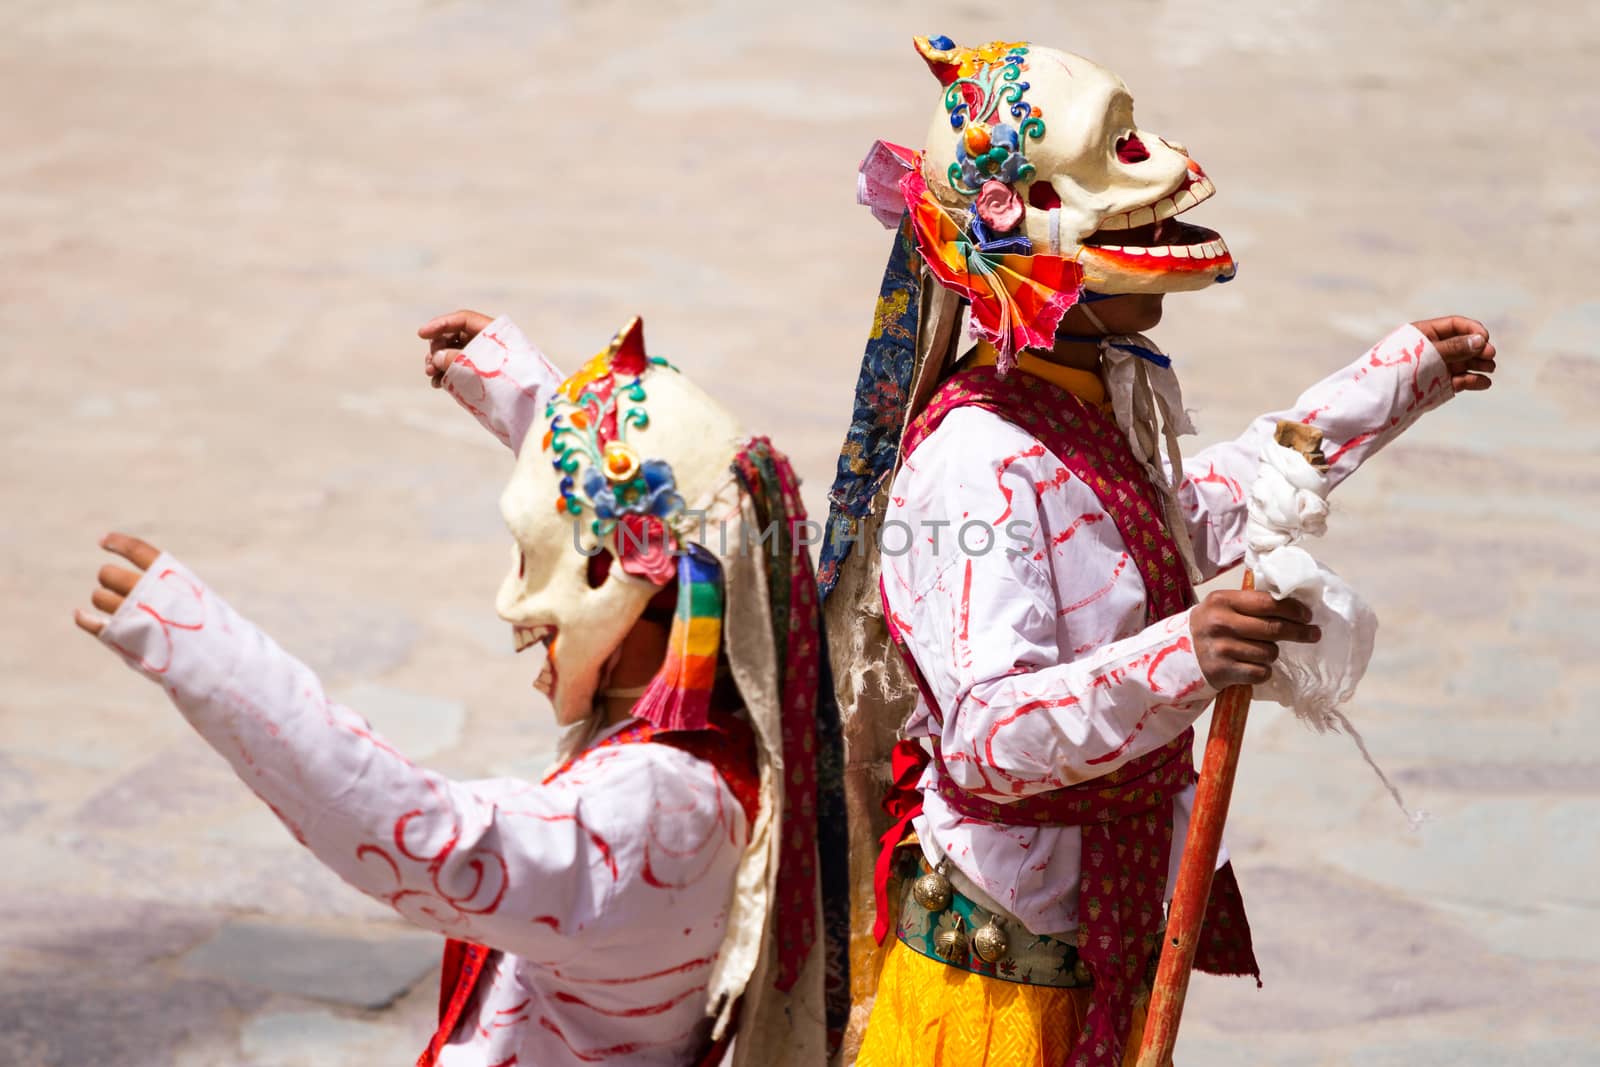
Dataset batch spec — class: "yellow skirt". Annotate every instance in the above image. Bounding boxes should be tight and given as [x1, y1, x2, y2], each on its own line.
[856, 937, 1149, 1067]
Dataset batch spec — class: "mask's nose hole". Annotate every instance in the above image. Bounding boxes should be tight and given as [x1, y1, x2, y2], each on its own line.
[1116, 133, 1150, 164]
[518, 550, 525, 579]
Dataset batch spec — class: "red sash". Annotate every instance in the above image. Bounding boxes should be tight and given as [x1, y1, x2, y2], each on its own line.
[416, 716, 758, 1067]
[880, 365, 1257, 1067]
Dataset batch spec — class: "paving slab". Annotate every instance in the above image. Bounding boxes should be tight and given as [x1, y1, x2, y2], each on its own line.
[179, 919, 440, 1011]
[238, 1009, 432, 1067]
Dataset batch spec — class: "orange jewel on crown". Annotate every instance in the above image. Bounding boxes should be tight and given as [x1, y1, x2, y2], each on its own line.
[602, 441, 640, 483]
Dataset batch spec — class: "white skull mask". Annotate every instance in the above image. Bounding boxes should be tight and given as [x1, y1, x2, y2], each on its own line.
[496, 318, 745, 725]
[915, 36, 1234, 294]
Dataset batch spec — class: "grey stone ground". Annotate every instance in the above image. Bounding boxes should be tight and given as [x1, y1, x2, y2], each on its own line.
[3, 1, 1597, 1064]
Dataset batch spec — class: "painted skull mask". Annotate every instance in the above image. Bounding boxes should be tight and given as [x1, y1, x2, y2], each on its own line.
[496, 318, 744, 725]
[915, 35, 1234, 294]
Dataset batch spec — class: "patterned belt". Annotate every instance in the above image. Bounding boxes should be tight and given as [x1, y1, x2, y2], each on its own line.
[895, 858, 1092, 989]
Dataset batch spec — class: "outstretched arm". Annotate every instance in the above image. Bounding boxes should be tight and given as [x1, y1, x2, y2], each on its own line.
[73, 534, 736, 963]
[899, 547, 1313, 797]
[418, 310, 563, 453]
[1176, 316, 1499, 580]
[883, 430, 1315, 797]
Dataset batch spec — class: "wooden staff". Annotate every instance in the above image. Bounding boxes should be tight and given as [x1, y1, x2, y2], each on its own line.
[1135, 421, 1327, 1067]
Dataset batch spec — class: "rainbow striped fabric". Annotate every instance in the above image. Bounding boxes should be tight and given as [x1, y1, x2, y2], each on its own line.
[902, 166, 1083, 376]
[631, 544, 722, 733]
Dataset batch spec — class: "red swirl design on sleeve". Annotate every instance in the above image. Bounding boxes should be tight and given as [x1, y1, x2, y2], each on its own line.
[105, 567, 207, 674]
[353, 779, 514, 926]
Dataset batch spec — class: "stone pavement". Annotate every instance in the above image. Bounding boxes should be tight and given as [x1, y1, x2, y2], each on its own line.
[3, 1, 1596, 1064]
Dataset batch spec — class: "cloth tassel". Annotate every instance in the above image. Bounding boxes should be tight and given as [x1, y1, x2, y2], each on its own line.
[730, 439, 837, 1003]
[631, 545, 722, 733]
[900, 167, 1084, 377]
[1102, 337, 1204, 585]
[856, 139, 921, 230]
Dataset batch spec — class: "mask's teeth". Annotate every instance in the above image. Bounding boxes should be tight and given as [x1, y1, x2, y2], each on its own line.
[512, 624, 554, 653]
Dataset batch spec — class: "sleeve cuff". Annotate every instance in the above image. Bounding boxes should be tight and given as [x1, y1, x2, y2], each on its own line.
[98, 552, 235, 697]
[1389, 321, 1455, 405]
[458, 314, 524, 364]
[1164, 607, 1219, 707]
[1396, 321, 1445, 371]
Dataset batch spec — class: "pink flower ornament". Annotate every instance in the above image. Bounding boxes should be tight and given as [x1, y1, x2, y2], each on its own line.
[615, 513, 677, 584]
[975, 179, 1025, 234]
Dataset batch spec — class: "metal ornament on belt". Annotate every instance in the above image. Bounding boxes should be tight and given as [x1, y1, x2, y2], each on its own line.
[933, 915, 968, 962]
[912, 858, 955, 912]
[971, 914, 1010, 963]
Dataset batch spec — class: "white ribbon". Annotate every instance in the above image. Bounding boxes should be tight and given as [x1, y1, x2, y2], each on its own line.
[1243, 439, 1424, 827]
[1098, 333, 1204, 585]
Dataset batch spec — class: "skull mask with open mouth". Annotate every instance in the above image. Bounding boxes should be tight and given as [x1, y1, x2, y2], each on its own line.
[495, 317, 745, 725]
[913, 34, 1234, 295]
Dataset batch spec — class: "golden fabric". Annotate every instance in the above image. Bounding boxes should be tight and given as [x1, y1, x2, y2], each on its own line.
[970, 341, 1108, 409]
[856, 937, 1149, 1067]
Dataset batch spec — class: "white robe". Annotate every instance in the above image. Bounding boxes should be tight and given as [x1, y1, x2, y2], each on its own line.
[98, 318, 748, 1066]
[882, 324, 1454, 937]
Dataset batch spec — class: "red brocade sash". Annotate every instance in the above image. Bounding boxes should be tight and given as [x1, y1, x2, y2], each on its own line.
[417, 716, 759, 1067]
[881, 365, 1258, 1067]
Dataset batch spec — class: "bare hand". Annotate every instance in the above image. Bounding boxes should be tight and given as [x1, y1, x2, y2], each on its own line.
[74, 533, 161, 636]
[417, 309, 493, 388]
[1190, 589, 1320, 689]
[1412, 316, 1497, 394]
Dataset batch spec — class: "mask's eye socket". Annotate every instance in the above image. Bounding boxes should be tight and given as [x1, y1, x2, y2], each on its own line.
[518, 550, 526, 579]
[1116, 133, 1150, 164]
[1027, 180, 1062, 211]
[586, 549, 613, 589]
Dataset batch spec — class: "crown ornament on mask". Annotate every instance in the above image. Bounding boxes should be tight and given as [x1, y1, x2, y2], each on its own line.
[543, 317, 686, 583]
[916, 37, 1046, 200]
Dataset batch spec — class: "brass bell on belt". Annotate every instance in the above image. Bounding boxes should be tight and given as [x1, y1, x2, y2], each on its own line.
[912, 859, 954, 912]
[933, 916, 968, 962]
[971, 915, 1009, 964]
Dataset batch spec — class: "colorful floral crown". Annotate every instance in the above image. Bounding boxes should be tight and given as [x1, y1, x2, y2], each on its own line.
[544, 318, 685, 581]
[915, 35, 1046, 252]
